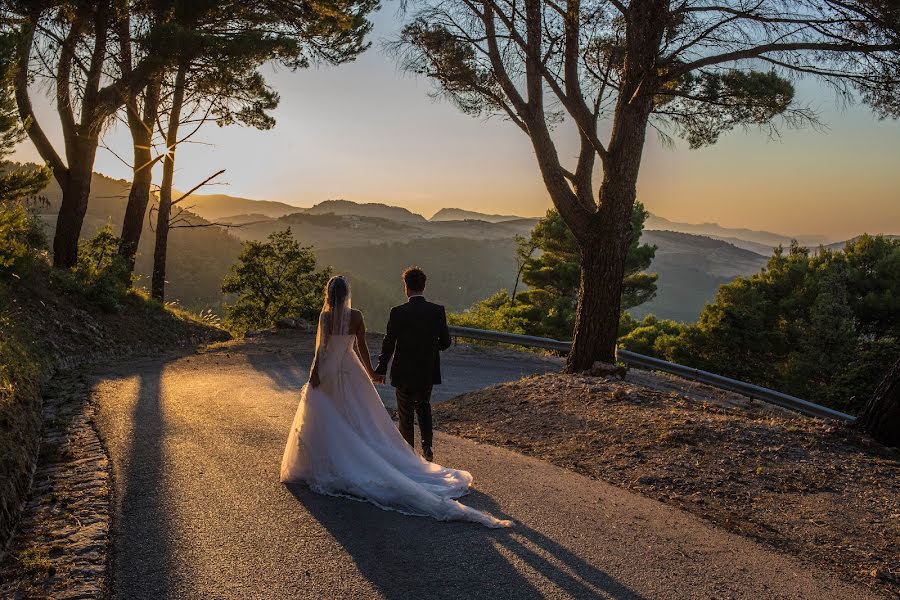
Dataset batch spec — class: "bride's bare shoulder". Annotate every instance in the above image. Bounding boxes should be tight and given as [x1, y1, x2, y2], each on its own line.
[349, 309, 365, 332]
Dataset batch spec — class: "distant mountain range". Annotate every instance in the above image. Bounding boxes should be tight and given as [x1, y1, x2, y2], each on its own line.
[30, 170, 893, 326]
[430, 208, 526, 222]
[303, 199, 426, 222]
[644, 214, 833, 253]
[180, 191, 842, 253]
[180, 193, 302, 221]
[225, 212, 537, 249]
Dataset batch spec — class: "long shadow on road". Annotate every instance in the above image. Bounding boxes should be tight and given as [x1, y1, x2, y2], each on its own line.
[113, 362, 173, 598]
[286, 484, 644, 600]
[246, 346, 309, 392]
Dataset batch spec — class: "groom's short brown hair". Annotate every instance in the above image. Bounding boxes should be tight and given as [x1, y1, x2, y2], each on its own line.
[402, 267, 427, 292]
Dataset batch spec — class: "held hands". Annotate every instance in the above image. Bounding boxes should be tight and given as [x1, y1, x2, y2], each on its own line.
[364, 360, 385, 384]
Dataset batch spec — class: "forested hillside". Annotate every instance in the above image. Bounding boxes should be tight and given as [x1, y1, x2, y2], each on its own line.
[430, 208, 525, 222]
[317, 238, 519, 327]
[24, 170, 848, 329]
[32, 171, 244, 311]
[631, 231, 767, 322]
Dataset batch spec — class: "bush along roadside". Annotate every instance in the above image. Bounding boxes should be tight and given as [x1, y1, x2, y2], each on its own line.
[0, 302, 44, 556]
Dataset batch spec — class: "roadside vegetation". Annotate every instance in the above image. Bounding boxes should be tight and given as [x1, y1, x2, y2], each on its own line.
[452, 209, 900, 421]
[221, 229, 331, 333]
[619, 236, 900, 417]
[0, 206, 228, 550]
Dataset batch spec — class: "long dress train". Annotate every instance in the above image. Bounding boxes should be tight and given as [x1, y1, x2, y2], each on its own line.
[280, 330, 511, 528]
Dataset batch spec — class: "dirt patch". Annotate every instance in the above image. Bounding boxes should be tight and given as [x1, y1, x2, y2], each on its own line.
[435, 372, 900, 597]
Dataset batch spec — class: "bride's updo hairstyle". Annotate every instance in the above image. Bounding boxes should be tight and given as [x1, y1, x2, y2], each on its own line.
[325, 275, 349, 309]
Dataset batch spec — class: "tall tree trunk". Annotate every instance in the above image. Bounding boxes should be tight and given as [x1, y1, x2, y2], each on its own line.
[119, 77, 162, 275]
[151, 64, 187, 301]
[564, 100, 654, 371]
[567, 222, 630, 370]
[15, 4, 157, 268]
[557, 0, 663, 372]
[52, 140, 97, 268]
[510, 266, 524, 304]
[857, 357, 900, 447]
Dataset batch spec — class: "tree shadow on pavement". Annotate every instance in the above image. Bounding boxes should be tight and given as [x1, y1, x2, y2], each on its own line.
[245, 346, 309, 392]
[286, 484, 645, 600]
[111, 362, 175, 599]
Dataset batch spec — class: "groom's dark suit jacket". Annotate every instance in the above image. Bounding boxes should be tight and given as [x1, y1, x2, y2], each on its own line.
[375, 296, 452, 388]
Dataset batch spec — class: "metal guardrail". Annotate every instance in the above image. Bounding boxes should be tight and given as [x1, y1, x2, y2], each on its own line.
[448, 325, 856, 422]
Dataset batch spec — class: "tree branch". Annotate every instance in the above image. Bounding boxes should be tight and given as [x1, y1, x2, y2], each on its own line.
[171, 169, 227, 207]
[671, 40, 900, 78]
[14, 20, 67, 179]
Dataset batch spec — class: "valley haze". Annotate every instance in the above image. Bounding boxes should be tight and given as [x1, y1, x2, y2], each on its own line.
[30, 170, 897, 330]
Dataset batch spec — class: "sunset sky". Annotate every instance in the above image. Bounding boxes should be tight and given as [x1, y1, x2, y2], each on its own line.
[12, 10, 900, 241]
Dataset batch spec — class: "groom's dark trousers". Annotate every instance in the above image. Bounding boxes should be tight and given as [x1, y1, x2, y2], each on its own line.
[374, 295, 451, 449]
[395, 386, 433, 448]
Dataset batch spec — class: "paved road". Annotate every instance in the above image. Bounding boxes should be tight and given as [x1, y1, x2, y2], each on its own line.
[93, 333, 880, 599]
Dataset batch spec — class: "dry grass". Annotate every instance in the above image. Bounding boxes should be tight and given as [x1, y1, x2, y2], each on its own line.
[436, 372, 900, 597]
[14, 544, 53, 577]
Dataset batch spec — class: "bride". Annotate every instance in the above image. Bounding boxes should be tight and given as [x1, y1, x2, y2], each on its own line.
[280, 275, 511, 528]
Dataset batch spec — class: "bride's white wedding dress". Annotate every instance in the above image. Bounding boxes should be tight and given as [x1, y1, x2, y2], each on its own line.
[280, 299, 511, 528]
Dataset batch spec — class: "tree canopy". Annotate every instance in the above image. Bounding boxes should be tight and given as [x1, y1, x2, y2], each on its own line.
[0, 31, 48, 204]
[395, 0, 900, 370]
[222, 229, 332, 332]
[3, 0, 377, 267]
[620, 235, 900, 415]
[0, 30, 49, 276]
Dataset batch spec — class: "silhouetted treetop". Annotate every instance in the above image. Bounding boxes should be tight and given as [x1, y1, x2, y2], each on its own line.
[394, 0, 900, 371]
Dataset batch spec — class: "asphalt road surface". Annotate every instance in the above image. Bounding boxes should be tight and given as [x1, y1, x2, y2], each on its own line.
[92, 332, 879, 599]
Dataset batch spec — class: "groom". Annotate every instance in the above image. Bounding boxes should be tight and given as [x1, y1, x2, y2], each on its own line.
[373, 267, 451, 462]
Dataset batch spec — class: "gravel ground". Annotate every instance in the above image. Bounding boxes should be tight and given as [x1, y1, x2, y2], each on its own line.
[436, 372, 900, 597]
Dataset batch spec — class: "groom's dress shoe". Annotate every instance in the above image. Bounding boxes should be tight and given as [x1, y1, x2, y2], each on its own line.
[423, 446, 434, 462]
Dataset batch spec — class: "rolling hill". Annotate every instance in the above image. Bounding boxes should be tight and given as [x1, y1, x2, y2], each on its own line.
[303, 199, 426, 222]
[645, 214, 833, 251]
[632, 231, 768, 322]
[430, 208, 528, 222]
[175, 193, 303, 221]
[35, 169, 883, 328]
[226, 212, 537, 249]
[34, 172, 245, 310]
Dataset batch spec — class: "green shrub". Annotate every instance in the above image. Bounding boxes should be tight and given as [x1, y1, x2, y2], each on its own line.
[617, 314, 685, 356]
[823, 338, 900, 415]
[222, 229, 331, 332]
[51, 224, 131, 312]
[0, 296, 44, 549]
[448, 290, 530, 335]
[0, 203, 46, 277]
[620, 237, 900, 415]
